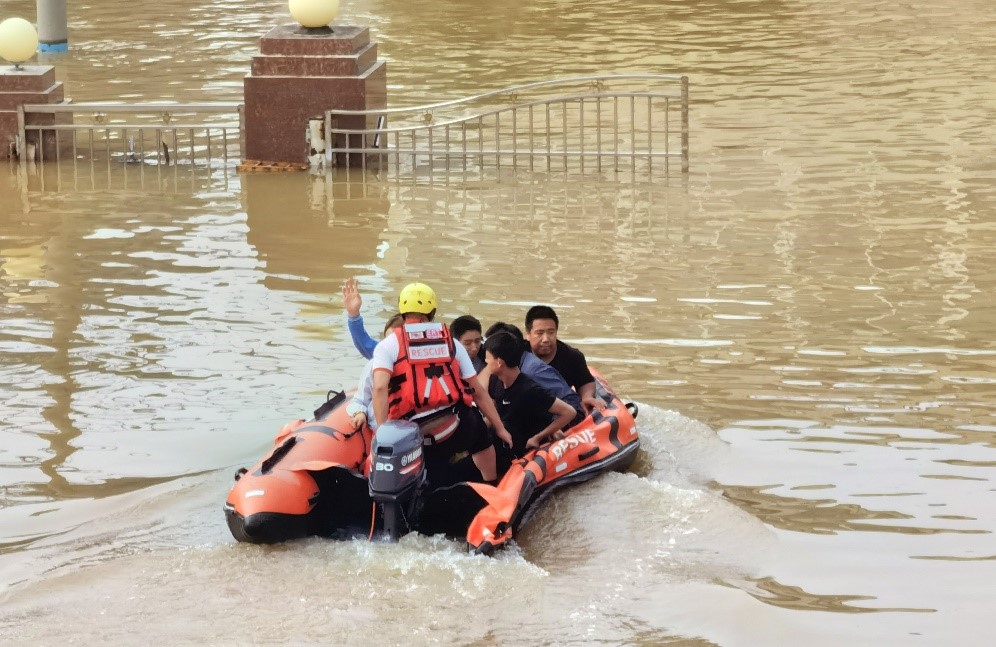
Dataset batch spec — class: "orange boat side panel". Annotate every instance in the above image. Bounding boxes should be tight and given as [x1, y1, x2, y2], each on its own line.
[227, 468, 319, 516]
[226, 401, 372, 519]
[465, 393, 639, 551]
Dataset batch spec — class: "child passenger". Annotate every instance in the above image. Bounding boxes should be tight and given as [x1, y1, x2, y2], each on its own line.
[347, 313, 406, 431]
[450, 314, 485, 373]
[483, 332, 577, 456]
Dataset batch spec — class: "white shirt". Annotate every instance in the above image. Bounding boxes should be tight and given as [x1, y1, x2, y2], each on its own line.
[346, 360, 377, 430]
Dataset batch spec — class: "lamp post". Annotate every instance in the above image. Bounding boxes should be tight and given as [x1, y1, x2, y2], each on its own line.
[0, 16, 67, 164]
[288, 0, 340, 29]
[36, 0, 69, 53]
[0, 18, 40, 70]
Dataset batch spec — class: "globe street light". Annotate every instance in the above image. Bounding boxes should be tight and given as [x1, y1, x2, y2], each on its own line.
[0, 17, 39, 69]
[288, 0, 340, 29]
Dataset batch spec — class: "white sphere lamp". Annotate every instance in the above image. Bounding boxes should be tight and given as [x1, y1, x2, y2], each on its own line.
[0, 17, 39, 69]
[289, 0, 340, 29]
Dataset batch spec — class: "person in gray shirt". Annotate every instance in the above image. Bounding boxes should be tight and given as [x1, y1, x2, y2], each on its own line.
[484, 321, 585, 426]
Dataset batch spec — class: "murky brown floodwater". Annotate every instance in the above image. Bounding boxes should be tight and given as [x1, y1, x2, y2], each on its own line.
[1, 0, 994, 644]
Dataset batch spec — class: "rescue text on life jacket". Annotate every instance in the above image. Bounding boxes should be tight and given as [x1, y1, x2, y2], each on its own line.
[387, 322, 474, 420]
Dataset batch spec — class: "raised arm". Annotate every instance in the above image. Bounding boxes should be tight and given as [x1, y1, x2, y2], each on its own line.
[342, 277, 377, 359]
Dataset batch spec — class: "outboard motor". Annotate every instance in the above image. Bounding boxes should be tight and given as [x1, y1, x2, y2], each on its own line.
[368, 420, 426, 540]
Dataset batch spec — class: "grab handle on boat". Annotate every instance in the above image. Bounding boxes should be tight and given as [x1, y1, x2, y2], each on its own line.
[260, 436, 298, 474]
[578, 446, 599, 461]
[625, 402, 639, 419]
[314, 389, 347, 420]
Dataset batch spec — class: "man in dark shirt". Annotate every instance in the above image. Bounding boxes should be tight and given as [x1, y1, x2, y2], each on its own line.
[484, 332, 577, 457]
[484, 321, 585, 424]
[525, 305, 606, 413]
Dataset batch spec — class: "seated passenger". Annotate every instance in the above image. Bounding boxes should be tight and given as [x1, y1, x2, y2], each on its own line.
[484, 332, 577, 456]
[347, 313, 405, 431]
[525, 305, 606, 413]
[485, 321, 585, 425]
[450, 314, 485, 373]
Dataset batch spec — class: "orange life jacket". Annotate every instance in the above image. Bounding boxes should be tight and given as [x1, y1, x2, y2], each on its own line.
[387, 322, 474, 420]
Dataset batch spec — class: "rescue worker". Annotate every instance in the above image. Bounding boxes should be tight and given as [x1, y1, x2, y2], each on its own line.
[370, 282, 512, 484]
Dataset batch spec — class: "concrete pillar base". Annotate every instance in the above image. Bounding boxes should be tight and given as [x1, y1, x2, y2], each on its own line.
[243, 24, 387, 167]
[0, 66, 71, 162]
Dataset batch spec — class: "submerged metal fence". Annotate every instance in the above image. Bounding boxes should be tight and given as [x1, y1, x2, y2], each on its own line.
[325, 74, 689, 176]
[14, 74, 689, 179]
[16, 102, 243, 168]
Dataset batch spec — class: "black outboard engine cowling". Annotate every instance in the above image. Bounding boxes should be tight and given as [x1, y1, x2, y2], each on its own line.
[368, 420, 426, 540]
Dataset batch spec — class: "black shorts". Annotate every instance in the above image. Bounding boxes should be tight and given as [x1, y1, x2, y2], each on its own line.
[443, 401, 491, 455]
[419, 401, 490, 455]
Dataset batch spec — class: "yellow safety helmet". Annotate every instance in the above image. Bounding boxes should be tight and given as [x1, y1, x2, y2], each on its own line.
[398, 282, 437, 315]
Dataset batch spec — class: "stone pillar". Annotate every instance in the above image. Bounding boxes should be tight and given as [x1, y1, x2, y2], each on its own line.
[0, 65, 69, 161]
[243, 25, 386, 166]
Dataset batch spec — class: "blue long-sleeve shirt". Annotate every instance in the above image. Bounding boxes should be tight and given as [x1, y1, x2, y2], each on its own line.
[519, 351, 584, 417]
[347, 314, 377, 359]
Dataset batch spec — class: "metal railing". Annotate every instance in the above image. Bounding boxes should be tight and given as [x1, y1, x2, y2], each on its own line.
[16, 102, 243, 168]
[325, 74, 689, 176]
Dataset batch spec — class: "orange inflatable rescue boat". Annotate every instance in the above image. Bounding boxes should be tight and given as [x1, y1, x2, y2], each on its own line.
[224, 371, 639, 553]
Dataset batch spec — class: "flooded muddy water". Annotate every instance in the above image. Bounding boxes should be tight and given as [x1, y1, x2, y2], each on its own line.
[1, 0, 994, 644]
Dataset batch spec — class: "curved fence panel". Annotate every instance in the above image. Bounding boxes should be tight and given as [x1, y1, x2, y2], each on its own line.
[325, 75, 689, 178]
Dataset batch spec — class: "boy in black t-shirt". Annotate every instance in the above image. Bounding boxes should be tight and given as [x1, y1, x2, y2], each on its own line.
[483, 332, 577, 457]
